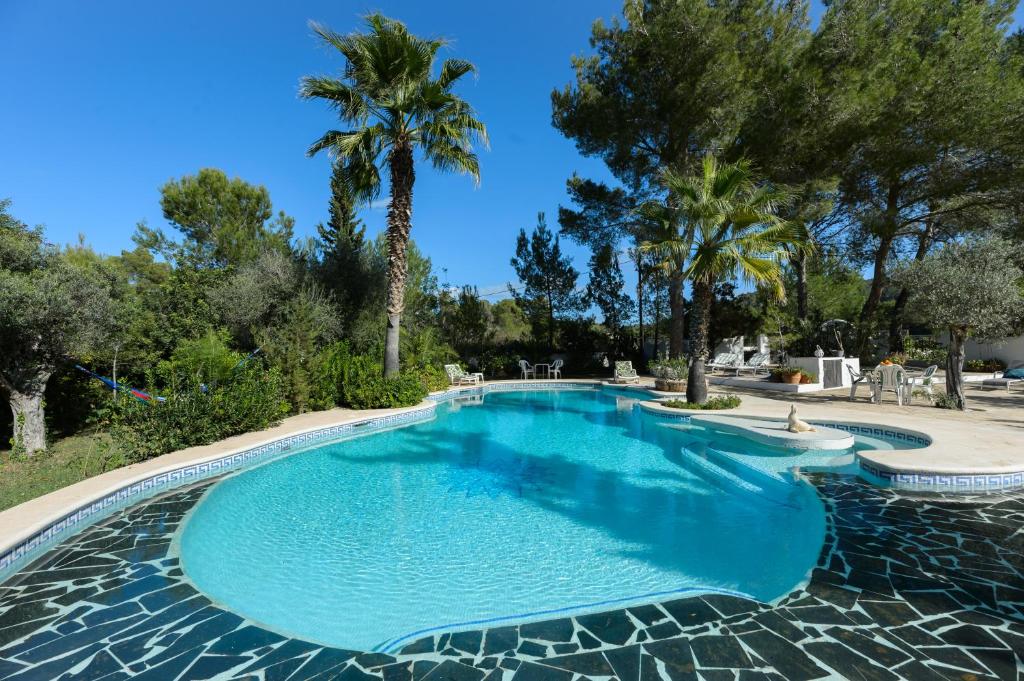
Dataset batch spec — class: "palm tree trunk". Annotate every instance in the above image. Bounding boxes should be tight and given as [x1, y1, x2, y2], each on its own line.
[794, 251, 808, 321]
[634, 251, 645, 364]
[668, 269, 685, 359]
[686, 278, 713, 404]
[384, 142, 415, 377]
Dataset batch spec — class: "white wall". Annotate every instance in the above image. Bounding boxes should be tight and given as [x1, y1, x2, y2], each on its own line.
[964, 335, 1024, 364]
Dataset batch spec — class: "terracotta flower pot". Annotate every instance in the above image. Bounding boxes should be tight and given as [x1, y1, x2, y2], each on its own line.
[654, 378, 687, 393]
[782, 373, 802, 384]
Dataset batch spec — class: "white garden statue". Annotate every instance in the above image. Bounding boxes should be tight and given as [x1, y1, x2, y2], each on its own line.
[787, 405, 817, 433]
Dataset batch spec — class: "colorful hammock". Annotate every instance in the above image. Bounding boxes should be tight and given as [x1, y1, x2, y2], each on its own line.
[74, 365, 165, 403]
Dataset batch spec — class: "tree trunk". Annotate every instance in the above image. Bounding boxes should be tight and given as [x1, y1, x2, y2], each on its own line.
[856, 232, 895, 356]
[668, 269, 685, 359]
[2, 368, 51, 455]
[383, 142, 415, 377]
[546, 291, 555, 352]
[653, 282, 661, 360]
[794, 251, 808, 321]
[888, 223, 934, 351]
[686, 279, 713, 404]
[635, 252, 645, 364]
[946, 327, 967, 411]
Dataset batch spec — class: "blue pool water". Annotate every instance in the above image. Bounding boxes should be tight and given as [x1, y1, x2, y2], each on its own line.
[178, 390, 829, 651]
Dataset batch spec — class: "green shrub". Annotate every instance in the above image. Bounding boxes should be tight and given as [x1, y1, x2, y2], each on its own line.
[965, 358, 1006, 373]
[110, 364, 288, 462]
[160, 330, 242, 387]
[650, 358, 689, 381]
[476, 349, 521, 379]
[337, 353, 428, 409]
[932, 392, 960, 409]
[416, 365, 451, 392]
[662, 395, 741, 410]
[308, 342, 351, 410]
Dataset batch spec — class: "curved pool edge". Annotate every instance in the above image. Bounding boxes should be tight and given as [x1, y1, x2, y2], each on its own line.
[0, 400, 439, 582]
[0, 380, 603, 583]
[4, 378, 1021, 585]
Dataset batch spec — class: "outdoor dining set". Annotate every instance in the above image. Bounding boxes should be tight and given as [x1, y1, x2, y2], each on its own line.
[847, 363, 938, 405]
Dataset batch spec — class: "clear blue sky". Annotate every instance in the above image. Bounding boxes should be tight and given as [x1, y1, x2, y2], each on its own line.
[1, 1, 1021, 296]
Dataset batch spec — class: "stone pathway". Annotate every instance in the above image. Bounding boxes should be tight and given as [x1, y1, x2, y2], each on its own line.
[1, 474, 1023, 680]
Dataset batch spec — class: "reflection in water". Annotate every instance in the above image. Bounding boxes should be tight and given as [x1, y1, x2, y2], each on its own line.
[179, 389, 826, 650]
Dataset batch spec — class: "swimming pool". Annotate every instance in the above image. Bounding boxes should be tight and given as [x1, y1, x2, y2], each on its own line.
[176, 390, 836, 651]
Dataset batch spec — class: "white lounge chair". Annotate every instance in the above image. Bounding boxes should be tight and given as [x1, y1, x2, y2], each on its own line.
[734, 352, 772, 376]
[707, 353, 740, 373]
[444, 364, 483, 386]
[519, 360, 536, 380]
[613, 360, 639, 384]
[980, 361, 1024, 392]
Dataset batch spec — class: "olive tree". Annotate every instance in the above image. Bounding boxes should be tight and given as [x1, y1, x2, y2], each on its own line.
[895, 238, 1024, 410]
[0, 201, 115, 454]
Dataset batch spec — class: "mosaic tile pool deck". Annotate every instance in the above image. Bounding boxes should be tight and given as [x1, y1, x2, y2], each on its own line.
[2, 472, 1023, 681]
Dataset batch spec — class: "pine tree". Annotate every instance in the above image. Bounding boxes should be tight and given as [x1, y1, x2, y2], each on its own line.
[510, 213, 582, 351]
[586, 244, 633, 355]
[317, 161, 365, 257]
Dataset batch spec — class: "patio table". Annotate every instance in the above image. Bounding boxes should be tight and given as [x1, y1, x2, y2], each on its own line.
[534, 363, 551, 379]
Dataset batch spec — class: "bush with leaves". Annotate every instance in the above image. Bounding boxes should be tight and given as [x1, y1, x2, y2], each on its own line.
[110, 364, 288, 462]
[335, 353, 428, 409]
[662, 395, 741, 410]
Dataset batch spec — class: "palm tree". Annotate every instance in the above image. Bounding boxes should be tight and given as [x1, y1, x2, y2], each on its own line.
[642, 155, 803, 403]
[300, 14, 487, 376]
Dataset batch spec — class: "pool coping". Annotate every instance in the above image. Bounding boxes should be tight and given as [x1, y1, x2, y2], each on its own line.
[2, 379, 1021, 582]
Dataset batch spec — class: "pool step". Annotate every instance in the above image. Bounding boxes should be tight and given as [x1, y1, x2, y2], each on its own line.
[678, 440, 800, 509]
[679, 442, 766, 495]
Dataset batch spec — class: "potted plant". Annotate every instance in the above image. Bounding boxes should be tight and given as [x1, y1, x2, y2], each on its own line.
[771, 366, 803, 384]
[651, 358, 688, 392]
[799, 370, 817, 384]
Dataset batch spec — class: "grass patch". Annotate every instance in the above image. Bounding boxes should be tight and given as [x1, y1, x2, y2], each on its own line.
[0, 432, 126, 512]
[661, 395, 742, 410]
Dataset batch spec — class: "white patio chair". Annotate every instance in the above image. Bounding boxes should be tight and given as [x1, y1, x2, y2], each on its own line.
[444, 364, 482, 386]
[613, 360, 639, 384]
[875, 364, 907, 405]
[519, 360, 536, 380]
[847, 364, 879, 402]
[904, 365, 938, 401]
[550, 359, 563, 379]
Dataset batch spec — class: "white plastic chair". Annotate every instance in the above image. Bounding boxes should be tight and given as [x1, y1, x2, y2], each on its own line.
[905, 365, 938, 401]
[875, 364, 907, 405]
[519, 360, 536, 380]
[847, 364, 878, 402]
[550, 359, 563, 379]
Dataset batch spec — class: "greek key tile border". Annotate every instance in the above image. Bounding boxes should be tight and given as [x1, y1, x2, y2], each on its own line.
[0, 404, 436, 581]
[858, 461, 1024, 491]
[813, 421, 932, 447]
